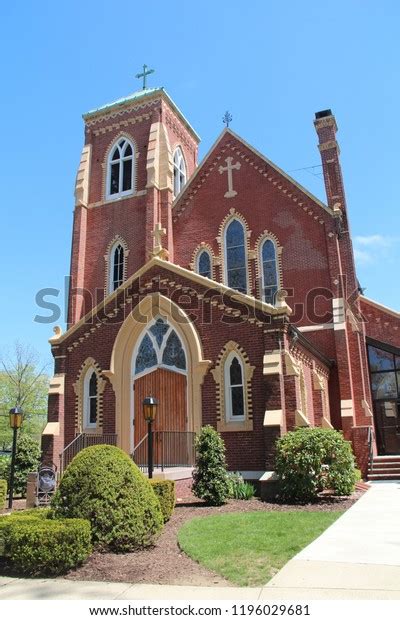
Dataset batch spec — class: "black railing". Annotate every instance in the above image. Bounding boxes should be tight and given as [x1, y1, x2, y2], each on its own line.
[367, 425, 375, 473]
[60, 433, 118, 475]
[132, 431, 196, 474]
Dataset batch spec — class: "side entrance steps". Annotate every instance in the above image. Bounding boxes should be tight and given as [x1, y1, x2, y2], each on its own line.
[368, 455, 400, 481]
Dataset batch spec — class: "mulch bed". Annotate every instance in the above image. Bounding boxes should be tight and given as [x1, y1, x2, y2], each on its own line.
[64, 489, 365, 587]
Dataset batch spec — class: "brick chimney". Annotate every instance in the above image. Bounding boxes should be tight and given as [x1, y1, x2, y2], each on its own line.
[314, 110, 347, 213]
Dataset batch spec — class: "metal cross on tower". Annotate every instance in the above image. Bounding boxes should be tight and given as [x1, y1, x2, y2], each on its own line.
[222, 111, 232, 127]
[135, 64, 155, 90]
[219, 156, 241, 198]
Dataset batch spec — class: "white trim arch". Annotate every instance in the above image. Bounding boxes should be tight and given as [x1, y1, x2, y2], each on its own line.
[104, 236, 129, 295]
[106, 136, 135, 200]
[224, 351, 245, 422]
[83, 368, 98, 429]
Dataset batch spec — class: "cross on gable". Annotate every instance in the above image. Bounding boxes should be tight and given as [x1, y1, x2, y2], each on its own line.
[219, 156, 241, 198]
[135, 64, 155, 90]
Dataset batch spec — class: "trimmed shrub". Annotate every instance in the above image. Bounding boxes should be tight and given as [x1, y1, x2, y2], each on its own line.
[0, 480, 6, 510]
[52, 445, 163, 551]
[7, 518, 91, 575]
[0, 509, 53, 556]
[276, 427, 356, 503]
[149, 480, 175, 522]
[192, 426, 230, 506]
[2, 435, 41, 497]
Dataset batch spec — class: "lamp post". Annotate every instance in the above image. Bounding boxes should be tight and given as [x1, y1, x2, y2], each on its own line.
[8, 407, 23, 510]
[142, 397, 158, 479]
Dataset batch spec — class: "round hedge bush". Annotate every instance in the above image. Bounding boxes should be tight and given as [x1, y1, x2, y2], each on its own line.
[275, 427, 357, 503]
[149, 480, 175, 522]
[51, 445, 164, 551]
[6, 518, 91, 576]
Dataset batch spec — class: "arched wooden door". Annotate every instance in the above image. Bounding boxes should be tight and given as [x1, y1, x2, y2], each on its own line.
[132, 317, 189, 466]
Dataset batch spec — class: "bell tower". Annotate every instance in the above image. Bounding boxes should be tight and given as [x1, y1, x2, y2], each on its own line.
[67, 73, 200, 327]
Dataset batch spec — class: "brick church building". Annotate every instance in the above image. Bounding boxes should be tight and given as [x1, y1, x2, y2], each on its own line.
[42, 77, 400, 481]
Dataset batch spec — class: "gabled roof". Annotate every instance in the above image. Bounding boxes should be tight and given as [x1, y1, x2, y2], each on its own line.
[83, 87, 200, 142]
[173, 128, 333, 217]
[360, 295, 400, 318]
[52, 257, 291, 346]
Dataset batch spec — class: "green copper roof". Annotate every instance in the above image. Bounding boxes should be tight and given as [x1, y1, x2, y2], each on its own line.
[83, 87, 200, 141]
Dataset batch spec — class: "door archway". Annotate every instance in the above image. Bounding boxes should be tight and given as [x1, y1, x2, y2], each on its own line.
[105, 293, 211, 455]
[132, 317, 188, 448]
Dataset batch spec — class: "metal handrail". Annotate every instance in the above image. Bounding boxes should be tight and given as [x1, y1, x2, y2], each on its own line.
[367, 425, 375, 472]
[132, 430, 196, 474]
[59, 432, 118, 475]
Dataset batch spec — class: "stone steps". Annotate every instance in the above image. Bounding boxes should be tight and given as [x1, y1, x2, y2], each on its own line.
[368, 455, 400, 481]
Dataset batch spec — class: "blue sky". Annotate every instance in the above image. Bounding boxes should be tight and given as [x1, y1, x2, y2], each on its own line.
[0, 0, 399, 364]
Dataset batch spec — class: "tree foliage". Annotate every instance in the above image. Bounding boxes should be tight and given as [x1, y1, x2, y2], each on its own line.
[0, 342, 49, 450]
[192, 426, 231, 506]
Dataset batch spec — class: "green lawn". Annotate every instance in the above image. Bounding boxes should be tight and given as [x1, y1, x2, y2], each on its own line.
[178, 511, 342, 586]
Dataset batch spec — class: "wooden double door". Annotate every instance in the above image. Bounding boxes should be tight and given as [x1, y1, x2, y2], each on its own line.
[133, 367, 188, 466]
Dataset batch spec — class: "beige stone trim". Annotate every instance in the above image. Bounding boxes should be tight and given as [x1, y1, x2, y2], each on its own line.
[284, 351, 301, 376]
[295, 409, 310, 427]
[263, 409, 283, 427]
[341, 399, 354, 418]
[73, 357, 107, 432]
[263, 350, 282, 375]
[318, 140, 339, 153]
[42, 422, 60, 436]
[48, 374, 65, 395]
[314, 116, 338, 132]
[75, 144, 91, 207]
[362, 399, 373, 418]
[333, 297, 346, 331]
[312, 369, 324, 391]
[322, 417, 333, 429]
[146, 121, 173, 191]
[211, 340, 255, 432]
[106, 294, 211, 455]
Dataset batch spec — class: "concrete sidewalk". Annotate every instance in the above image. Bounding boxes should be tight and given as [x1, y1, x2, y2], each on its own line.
[1, 482, 400, 600]
[264, 481, 400, 599]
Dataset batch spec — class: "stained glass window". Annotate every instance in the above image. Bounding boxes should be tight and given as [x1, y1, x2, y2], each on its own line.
[198, 250, 212, 278]
[368, 346, 395, 372]
[150, 318, 169, 347]
[226, 219, 247, 293]
[162, 331, 186, 370]
[227, 356, 245, 419]
[135, 334, 157, 374]
[261, 239, 278, 304]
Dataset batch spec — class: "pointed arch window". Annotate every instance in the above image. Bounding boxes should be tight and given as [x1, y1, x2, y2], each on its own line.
[224, 353, 245, 421]
[107, 138, 134, 199]
[173, 147, 186, 196]
[261, 239, 278, 304]
[197, 249, 212, 279]
[109, 243, 125, 292]
[134, 318, 187, 376]
[84, 369, 98, 428]
[225, 219, 247, 293]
